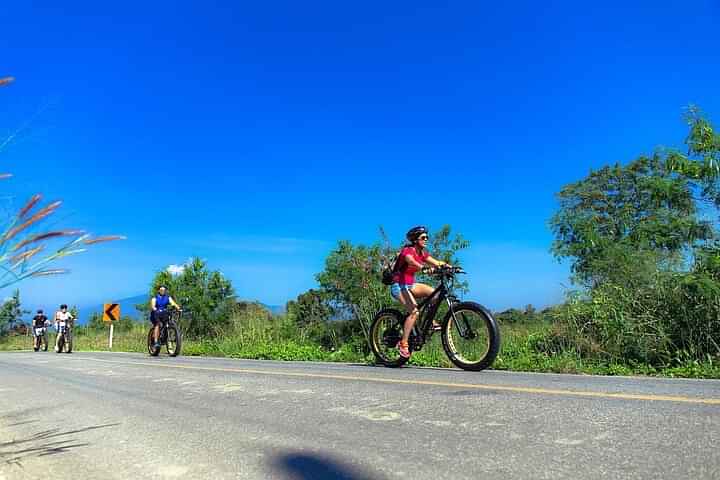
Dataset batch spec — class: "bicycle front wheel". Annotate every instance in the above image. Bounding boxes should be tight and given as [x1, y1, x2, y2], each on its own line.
[147, 328, 160, 356]
[166, 324, 182, 357]
[369, 309, 409, 368]
[441, 302, 500, 371]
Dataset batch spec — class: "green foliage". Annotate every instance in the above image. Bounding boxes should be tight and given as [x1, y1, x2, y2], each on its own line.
[494, 304, 553, 324]
[666, 107, 720, 206]
[694, 243, 720, 280]
[316, 240, 392, 346]
[550, 154, 712, 287]
[539, 270, 720, 367]
[547, 109, 720, 368]
[86, 311, 138, 332]
[0, 289, 28, 334]
[286, 289, 331, 330]
[148, 257, 235, 338]
[4, 319, 717, 378]
[86, 311, 103, 330]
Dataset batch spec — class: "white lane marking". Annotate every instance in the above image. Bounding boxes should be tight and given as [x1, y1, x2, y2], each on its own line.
[212, 384, 243, 393]
[330, 406, 401, 422]
[555, 438, 585, 446]
[156, 465, 189, 478]
[424, 420, 452, 427]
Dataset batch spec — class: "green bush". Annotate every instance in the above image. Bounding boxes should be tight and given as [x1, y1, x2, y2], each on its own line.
[541, 271, 720, 366]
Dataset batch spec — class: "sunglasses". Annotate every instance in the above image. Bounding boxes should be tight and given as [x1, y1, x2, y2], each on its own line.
[418, 235, 429, 240]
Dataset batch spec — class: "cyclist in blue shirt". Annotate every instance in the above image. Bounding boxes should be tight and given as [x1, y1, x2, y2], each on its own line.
[150, 286, 181, 349]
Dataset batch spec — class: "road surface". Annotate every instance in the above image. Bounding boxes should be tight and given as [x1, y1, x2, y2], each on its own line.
[1, 351, 719, 479]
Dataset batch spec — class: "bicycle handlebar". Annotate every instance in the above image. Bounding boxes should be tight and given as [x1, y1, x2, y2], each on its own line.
[423, 265, 466, 276]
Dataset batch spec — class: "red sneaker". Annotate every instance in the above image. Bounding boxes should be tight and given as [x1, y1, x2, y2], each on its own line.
[397, 340, 411, 358]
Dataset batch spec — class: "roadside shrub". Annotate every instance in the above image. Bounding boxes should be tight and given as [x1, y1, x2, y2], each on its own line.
[541, 272, 720, 366]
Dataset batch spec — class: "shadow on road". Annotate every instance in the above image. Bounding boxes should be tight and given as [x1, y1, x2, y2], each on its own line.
[0, 421, 119, 467]
[269, 451, 387, 480]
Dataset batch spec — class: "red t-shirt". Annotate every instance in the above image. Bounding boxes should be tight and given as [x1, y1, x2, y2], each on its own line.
[392, 246, 430, 285]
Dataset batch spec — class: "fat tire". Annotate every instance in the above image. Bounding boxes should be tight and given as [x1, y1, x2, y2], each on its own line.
[147, 328, 160, 356]
[56, 335, 65, 354]
[166, 324, 182, 357]
[369, 308, 409, 368]
[441, 301, 500, 372]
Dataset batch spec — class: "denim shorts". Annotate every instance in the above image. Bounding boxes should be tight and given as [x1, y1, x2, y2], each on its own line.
[390, 283, 414, 300]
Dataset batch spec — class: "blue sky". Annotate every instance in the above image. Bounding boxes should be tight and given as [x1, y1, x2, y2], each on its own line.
[1, 1, 719, 312]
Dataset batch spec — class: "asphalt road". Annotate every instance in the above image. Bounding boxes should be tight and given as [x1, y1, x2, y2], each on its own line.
[1, 351, 719, 480]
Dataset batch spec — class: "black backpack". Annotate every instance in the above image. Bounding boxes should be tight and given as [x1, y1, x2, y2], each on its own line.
[381, 250, 403, 285]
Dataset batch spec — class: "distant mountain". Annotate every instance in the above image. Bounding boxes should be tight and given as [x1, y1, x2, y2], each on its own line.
[77, 295, 286, 324]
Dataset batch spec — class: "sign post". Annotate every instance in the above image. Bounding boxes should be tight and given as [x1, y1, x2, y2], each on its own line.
[103, 303, 120, 350]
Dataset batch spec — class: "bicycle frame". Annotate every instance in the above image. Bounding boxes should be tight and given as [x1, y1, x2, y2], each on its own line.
[408, 273, 460, 350]
[156, 309, 180, 343]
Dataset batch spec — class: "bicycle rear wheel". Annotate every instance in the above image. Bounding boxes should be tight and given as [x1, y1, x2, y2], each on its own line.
[441, 302, 500, 371]
[369, 309, 409, 368]
[166, 324, 182, 357]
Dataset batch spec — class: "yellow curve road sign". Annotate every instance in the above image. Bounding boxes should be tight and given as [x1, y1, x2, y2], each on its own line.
[103, 303, 120, 322]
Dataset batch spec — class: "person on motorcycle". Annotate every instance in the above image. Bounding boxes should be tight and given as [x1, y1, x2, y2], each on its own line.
[54, 304, 74, 352]
[32, 309, 48, 351]
[150, 286, 181, 349]
[390, 226, 450, 359]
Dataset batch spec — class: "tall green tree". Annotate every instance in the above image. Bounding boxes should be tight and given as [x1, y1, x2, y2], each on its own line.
[667, 108, 720, 205]
[546, 109, 720, 365]
[0, 289, 29, 334]
[147, 258, 235, 338]
[668, 109, 720, 274]
[550, 154, 712, 287]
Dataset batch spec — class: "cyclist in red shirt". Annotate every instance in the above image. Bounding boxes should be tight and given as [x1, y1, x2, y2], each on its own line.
[390, 226, 450, 358]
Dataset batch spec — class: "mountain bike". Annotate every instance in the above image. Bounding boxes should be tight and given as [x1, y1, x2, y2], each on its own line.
[55, 322, 73, 354]
[370, 265, 501, 371]
[33, 326, 48, 352]
[147, 307, 183, 357]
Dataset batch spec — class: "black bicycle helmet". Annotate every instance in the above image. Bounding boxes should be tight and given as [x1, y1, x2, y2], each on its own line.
[406, 225, 428, 243]
[37, 309, 43, 314]
[60, 304, 67, 310]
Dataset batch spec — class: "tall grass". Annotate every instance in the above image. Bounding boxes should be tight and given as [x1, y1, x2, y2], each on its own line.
[3, 314, 718, 378]
[0, 75, 124, 290]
